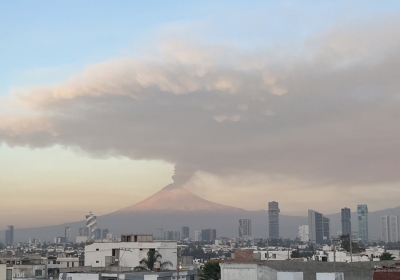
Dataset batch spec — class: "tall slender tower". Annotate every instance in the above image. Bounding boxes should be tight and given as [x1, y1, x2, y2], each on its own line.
[268, 201, 280, 239]
[5, 225, 14, 245]
[357, 204, 369, 244]
[239, 219, 252, 237]
[86, 212, 98, 241]
[64, 226, 71, 243]
[341, 208, 351, 236]
[390, 216, 399, 243]
[381, 216, 389, 243]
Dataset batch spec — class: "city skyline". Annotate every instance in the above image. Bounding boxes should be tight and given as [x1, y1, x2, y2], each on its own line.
[2, 1, 400, 228]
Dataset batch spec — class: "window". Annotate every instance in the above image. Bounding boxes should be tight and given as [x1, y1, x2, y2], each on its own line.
[96, 261, 99, 263]
[96, 248, 99, 251]
[6, 269, 12, 280]
[53, 260, 56, 264]
[35, 270, 43, 276]
[72, 262, 74, 267]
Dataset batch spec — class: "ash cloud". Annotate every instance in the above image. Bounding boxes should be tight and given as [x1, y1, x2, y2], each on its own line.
[2, 21, 400, 189]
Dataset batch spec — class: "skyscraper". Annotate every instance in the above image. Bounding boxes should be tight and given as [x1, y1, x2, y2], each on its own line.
[341, 208, 351, 236]
[5, 225, 14, 244]
[268, 201, 280, 239]
[308, 210, 330, 244]
[239, 219, 252, 237]
[357, 204, 369, 243]
[201, 229, 217, 242]
[381, 216, 389, 243]
[86, 212, 98, 241]
[381, 215, 399, 243]
[181, 226, 189, 240]
[194, 230, 202, 242]
[64, 226, 71, 243]
[390, 216, 399, 243]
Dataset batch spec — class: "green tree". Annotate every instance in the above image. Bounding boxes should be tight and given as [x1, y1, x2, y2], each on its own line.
[135, 250, 172, 271]
[199, 260, 220, 280]
[290, 250, 300, 258]
[380, 252, 395, 261]
[340, 234, 362, 253]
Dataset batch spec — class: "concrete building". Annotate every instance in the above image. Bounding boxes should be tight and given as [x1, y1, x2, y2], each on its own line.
[390, 215, 399, 243]
[268, 201, 280, 239]
[59, 269, 198, 280]
[239, 219, 252, 238]
[381, 216, 390, 243]
[201, 229, 216, 242]
[357, 204, 369, 244]
[341, 208, 351, 236]
[308, 210, 330, 244]
[64, 226, 71, 243]
[194, 231, 202, 242]
[102, 229, 110, 240]
[0, 263, 13, 280]
[5, 225, 14, 245]
[79, 226, 89, 237]
[220, 258, 395, 280]
[86, 212, 98, 241]
[76, 236, 88, 243]
[298, 225, 309, 242]
[85, 234, 177, 270]
[181, 226, 189, 240]
[94, 228, 102, 240]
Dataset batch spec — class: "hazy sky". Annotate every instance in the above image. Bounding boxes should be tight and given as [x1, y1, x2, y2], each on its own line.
[2, 1, 400, 229]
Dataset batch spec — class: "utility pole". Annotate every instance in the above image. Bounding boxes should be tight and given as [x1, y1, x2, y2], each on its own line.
[266, 238, 269, 261]
[176, 246, 181, 280]
[350, 235, 353, 263]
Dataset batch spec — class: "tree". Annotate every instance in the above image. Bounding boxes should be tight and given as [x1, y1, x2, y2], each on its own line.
[380, 252, 395, 261]
[135, 250, 172, 271]
[199, 260, 220, 280]
[340, 234, 362, 253]
[290, 250, 300, 258]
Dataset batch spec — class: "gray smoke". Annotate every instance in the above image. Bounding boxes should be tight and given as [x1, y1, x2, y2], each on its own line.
[2, 20, 400, 189]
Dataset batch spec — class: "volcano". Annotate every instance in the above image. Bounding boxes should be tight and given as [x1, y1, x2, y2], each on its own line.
[117, 184, 242, 212]
[6, 184, 400, 242]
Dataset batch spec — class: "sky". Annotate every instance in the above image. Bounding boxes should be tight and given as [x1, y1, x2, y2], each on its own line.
[1, 1, 400, 229]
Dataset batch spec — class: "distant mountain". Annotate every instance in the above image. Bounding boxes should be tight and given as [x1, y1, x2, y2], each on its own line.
[1, 185, 400, 243]
[117, 184, 242, 212]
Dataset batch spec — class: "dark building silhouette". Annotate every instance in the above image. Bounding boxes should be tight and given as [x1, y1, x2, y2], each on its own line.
[268, 201, 280, 239]
[5, 225, 14, 244]
[341, 207, 351, 236]
[201, 229, 217, 242]
[181, 226, 189, 240]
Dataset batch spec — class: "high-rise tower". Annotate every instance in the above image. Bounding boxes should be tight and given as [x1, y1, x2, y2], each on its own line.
[86, 212, 98, 241]
[268, 201, 280, 239]
[239, 219, 252, 237]
[341, 208, 351, 236]
[5, 225, 14, 244]
[64, 226, 71, 243]
[357, 204, 369, 244]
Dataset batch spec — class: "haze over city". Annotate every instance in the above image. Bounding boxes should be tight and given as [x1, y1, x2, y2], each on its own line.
[2, 0, 400, 230]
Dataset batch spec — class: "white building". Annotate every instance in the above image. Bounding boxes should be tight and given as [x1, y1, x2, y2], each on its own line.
[0, 264, 12, 280]
[381, 215, 399, 243]
[85, 234, 177, 270]
[381, 216, 390, 243]
[298, 225, 309, 242]
[76, 236, 88, 243]
[194, 231, 202, 242]
[390, 215, 399, 242]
